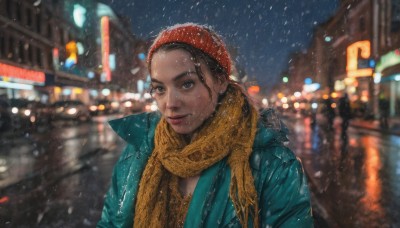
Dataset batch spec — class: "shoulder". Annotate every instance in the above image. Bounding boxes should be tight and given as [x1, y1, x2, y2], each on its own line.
[253, 108, 289, 149]
[108, 111, 161, 146]
[250, 108, 296, 171]
[108, 112, 160, 162]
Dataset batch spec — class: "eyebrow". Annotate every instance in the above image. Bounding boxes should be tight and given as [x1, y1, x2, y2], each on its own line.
[151, 71, 196, 84]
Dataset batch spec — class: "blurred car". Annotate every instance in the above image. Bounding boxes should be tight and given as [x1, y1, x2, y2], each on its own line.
[6, 99, 51, 132]
[89, 99, 120, 116]
[51, 100, 91, 122]
[0, 98, 11, 133]
[120, 99, 145, 114]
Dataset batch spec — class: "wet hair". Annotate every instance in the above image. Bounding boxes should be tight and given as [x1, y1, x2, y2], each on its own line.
[149, 42, 229, 98]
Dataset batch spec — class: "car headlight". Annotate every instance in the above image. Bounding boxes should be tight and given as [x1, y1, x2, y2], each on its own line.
[111, 101, 119, 109]
[24, 109, 31, 116]
[124, 101, 132, 108]
[11, 107, 18, 114]
[67, 107, 77, 115]
[89, 105, 97, 111]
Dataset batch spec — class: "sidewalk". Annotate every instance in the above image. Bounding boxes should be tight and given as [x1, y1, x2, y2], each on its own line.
[284, 112, 400, 135]
[350, 116, 400, 135]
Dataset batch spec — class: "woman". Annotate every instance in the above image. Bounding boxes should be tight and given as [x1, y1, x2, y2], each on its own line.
[98, 23, 313, 228]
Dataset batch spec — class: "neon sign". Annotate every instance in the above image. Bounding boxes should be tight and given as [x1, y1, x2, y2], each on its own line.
[65, 41, 78, 68]
[247, 85, 260, 95]
[0, 63, 45, 83]
[375, 49, 400, 73]
[346, 40, 373, 77]
[73, 4, 87, 28]
[101, 16, 111, 82]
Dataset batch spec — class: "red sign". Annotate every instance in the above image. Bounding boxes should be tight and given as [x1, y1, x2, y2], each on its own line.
[0, 63, 45, 83]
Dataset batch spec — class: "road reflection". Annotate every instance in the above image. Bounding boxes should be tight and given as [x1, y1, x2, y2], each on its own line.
[361, 138, 383, 213]
[285, 116, 399, 227]
[0, 116, 125, 226]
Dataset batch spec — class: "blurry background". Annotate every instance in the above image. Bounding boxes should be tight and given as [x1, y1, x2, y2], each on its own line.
[0, 0, 400, 227]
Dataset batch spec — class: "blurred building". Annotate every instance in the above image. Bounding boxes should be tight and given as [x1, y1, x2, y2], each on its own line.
[0, 0, 146, 104]
[288, 51, 312, 94]
[281, 0, 400, 118]
[373, 0, 400, 117]
[0, 0, 53, 103]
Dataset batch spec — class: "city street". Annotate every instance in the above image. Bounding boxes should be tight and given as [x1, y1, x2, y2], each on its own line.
[0, 115, 126, 227]
[283, 114, 400, 227]
[1, 0, 400, 227]
[0, 113, 399, 227]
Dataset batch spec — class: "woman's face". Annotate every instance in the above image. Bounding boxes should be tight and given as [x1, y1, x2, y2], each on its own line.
[150, 49, 227, 136]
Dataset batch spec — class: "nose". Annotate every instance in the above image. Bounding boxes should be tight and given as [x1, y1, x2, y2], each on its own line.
[165, 89, 181, 110]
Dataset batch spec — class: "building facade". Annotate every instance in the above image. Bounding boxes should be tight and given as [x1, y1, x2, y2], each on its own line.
[282, 0, 400, 118]
[0, 0, 144, 105]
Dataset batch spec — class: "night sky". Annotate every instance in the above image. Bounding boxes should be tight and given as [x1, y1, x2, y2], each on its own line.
[99, 0, 338, 92]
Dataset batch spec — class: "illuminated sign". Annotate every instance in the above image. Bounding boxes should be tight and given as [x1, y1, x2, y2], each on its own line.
[346, 40, 373, 77]
[0, 63, 45, 84]
[303, 83, 320, 92]
[53, 48, 59, 69]
[65, 41, 78, 68]
[101, 16, 111, 82]
[73, 4, 87, 28]
[138, 53, 146, 60]
[0, 81, 33, 90]
[375, 49, 400, 73]
[247, 85, 260, 95]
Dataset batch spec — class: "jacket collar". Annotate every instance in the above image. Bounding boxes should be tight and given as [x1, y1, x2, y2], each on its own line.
[108, 111, 161, 148]
[254, 108, 288, 147]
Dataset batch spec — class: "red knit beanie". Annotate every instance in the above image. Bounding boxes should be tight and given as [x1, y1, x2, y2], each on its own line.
[147, 23, 231, 75]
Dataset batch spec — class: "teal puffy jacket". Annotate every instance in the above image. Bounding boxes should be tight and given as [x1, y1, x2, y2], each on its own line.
[98, 111, 313, 227]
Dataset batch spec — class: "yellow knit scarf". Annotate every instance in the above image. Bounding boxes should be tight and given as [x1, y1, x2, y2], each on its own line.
[134, 85, 259, 228]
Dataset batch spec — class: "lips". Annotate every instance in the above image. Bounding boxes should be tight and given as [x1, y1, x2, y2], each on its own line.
[168, 115, 187, 125]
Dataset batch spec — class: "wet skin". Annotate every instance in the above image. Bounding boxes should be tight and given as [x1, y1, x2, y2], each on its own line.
[150, 49, 227, 138]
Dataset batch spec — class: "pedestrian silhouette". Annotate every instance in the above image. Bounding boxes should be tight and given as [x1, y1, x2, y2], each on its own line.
[378, 93, 389, 129]
[310, 100, 318, 129]
[323, 97, 335, 131]
[338, 93, 351, 139]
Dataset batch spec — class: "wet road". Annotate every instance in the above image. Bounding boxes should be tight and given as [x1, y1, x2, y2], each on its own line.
[283, 114, 400, 227]
[0, 116, 126, 227]
[1, 113, 400, 227]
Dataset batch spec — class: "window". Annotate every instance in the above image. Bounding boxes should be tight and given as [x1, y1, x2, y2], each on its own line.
[28, 44, 34, 65]
[18, 40, 24, 63]
[26, 7, 33, 28]
[48, 51, 53, 69]
[5, 0, 12, 18]
[8, 36, 14, 59]
[36, 12, 42, 33]
[37, 47, 42, 67]
[16, 2, 21, 22]
[392, 0, 400, 32]
[59, 28, 64, 45]
[47, 22, 53, 39]
[359, 17, 365, 32]
[0, 32, 5, 57]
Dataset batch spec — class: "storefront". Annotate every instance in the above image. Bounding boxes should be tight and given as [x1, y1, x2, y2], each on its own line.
[374, 49, 400, 117]
[0, 62, 47, 102]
